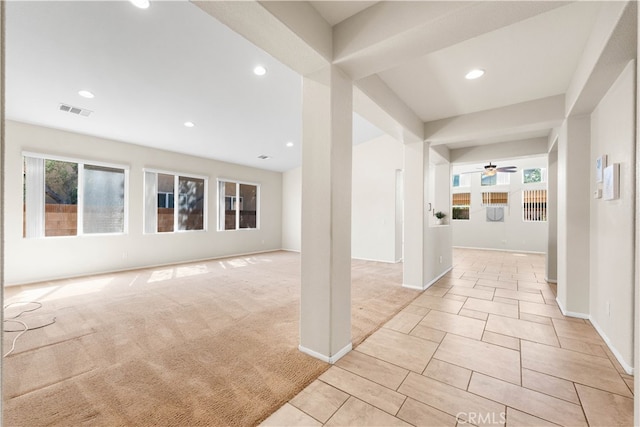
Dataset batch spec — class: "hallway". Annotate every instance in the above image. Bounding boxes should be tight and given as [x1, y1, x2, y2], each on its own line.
[264, 248, 634, 426]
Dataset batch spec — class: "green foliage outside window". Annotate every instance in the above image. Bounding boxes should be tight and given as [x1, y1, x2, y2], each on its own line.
[523, 168, 542, 184]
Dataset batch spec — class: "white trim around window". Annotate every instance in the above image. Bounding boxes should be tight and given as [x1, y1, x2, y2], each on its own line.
[22, 152, 130, 238]
[143, 168, 208, 234]
[216, 178, 260, 231]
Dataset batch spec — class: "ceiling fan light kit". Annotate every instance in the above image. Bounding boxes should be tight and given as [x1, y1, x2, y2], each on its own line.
[462, 162, 518, 175]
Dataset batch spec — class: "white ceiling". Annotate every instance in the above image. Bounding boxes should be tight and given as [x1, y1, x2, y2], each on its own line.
[378, 1, 602, 122]
[6, 1, 382, 173]
[5, 1, 606, 171]
[310, 1, 379, 26]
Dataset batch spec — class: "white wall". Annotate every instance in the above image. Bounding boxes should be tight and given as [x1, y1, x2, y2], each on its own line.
[281, 166, 301, 251]
[451, 156, 548, 253]
[5, 121, 282, 285]
[425, 160, 453, 282]
[281, 134, 404, 263]
[589, 60, 635, 369]
[351, 134, 403, 262]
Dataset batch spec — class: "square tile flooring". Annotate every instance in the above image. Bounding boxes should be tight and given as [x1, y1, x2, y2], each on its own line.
[262, 249, 634, 426]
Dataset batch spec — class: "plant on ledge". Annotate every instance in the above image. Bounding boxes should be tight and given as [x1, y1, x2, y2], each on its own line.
[434, 211, 446, 219]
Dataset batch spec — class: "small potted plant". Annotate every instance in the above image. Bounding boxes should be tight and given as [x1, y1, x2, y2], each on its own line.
[435, 211, 446, 225]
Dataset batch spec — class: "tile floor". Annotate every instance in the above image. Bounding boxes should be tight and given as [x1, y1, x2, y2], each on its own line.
[261, 249, 635, 426]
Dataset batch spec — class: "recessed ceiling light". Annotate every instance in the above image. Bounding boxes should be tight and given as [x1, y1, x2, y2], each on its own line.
[465, 69, 485, 80]
[184, 121, 195, 128]
[129, 0, 150, 9]
[78, 90, 94, 99]
[286, 142, 294, 148]
[253, 65, 267, 76]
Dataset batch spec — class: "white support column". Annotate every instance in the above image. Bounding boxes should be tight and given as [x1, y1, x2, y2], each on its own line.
[299, 65, 353, 363]
[402, 141, 425, 289]
[546, 148, 558, 282]
[556, 115, 591, 316]
[634, 3, 639, 421]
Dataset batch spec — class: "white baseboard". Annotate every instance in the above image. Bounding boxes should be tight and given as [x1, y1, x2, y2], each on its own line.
[545, 278, 558, 284]
[453, 246, 546, 255]
[402, 283, 425, 291]
[589, 317, 634, 375]
[5, 248, 284, 287]
[556, 298, 633, 375]
[352, 256, 397, 264]
[299, 342, 352, 364]
[280, 248, 300, 253]
[403, 266, 452, 291]
[425, 266, 453, 289]
[555, 297, 589, 319]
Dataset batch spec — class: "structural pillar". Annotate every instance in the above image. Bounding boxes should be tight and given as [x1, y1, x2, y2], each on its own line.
[403, 141, 428, 289]
[546, 148, 558, 282]
[299, 65, 353, 363]
[556, 115, 590, 316]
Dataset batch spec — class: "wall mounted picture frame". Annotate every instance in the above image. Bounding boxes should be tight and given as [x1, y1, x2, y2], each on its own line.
[603, 163, 619, 201]
[595, 154, 607, 183]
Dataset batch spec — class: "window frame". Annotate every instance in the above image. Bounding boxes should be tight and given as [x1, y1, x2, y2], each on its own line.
[23, 151, 129, 238]
[481, 191, 509, 207]
[481, 172, 510, 187]
[451, 192, 471, 221]
[143, 168, 208, 234]
[522, 168, 547, 184]
[522, 188, 548, 222]
[452, 174, 471, 188]
[217, 178, 261, 231]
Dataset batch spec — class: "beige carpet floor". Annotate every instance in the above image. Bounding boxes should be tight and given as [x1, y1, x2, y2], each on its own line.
[3, 251, 419, 426]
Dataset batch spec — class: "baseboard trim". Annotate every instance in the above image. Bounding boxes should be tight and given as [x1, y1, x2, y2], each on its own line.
[298, 342, 352, 364]
[5, 248, 284, 287]
[453, 246, 546, 255]
[425, 266, 453, 289]
[352, 256, 397, 264]
[545, 278, 558, 284]
[280, 248, 300, 253]
[555, 298, 589, 319]
[402, 283, 425, 291]
[589, 317, 634, 375]
[556, 298, 634, 375]
[403, 266, 452, 291]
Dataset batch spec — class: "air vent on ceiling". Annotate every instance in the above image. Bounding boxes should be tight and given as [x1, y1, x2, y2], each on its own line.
[257, 155, 271, 160]
[59, 103, 93, 117]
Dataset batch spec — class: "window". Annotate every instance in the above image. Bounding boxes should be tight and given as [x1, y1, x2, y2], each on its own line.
[482, 192, 509, 206]
[218, 180, 259, 230]
[452, 174, 471, 188]
[23, 154, 127, 238]
[523, 189, 547, 222]
[481, 172, 510, 186]
[452, 192, 470, 220]
[144, 170, 206, 233]
[83, 165, 127, 234]
[523, 168, 547, 184]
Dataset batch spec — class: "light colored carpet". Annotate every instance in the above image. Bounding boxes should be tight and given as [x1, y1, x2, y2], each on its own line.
[3, 251, 419, 426]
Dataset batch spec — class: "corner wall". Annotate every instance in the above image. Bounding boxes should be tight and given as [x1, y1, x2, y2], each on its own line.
[351, 135, 403, 262]
[5, 121, 283, 285]
[589, 60, 636, 370]
[281, 134, 404, 263]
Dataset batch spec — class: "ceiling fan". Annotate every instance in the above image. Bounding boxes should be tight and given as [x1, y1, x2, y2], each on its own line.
[462, 162, 518, 176]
